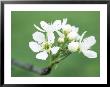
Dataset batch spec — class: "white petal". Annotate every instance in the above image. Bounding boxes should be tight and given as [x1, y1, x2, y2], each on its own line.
[33, 24, 45, 32]
[81, 36, 96, 50]
[40, 21, 52, 32]
[82, 50, 97, 58]
[62, 18, 67, 27]
[36, 51, 48, 60]
[29, 41, 41, 52]
[52, 20, 62, 31]
[51, 46, 60, 55]
[32, 32, 45, 44]
[47, 32, 55, 44]
[71, 26, 79, 32]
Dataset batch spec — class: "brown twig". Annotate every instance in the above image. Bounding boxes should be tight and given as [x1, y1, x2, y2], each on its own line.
[11, 52, 71, 75]
[11, 59, 51, 75]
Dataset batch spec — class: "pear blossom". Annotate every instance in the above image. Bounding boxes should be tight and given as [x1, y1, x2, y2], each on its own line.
[34, 18, 67, 43]
[67, 31, 97, 58]
[28, 18, 98, 75]
[79, 31, 97, 58]
[29, 31, 60, 60]
[29, 18, 97, 62]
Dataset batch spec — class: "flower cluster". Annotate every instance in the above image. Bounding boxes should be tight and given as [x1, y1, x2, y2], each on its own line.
[29, 18, 97, 61]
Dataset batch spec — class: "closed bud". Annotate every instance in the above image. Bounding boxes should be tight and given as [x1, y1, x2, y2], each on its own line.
[62, 24, 72, 34]
[58, 37, 64, 43]
[67, 31, 78, 41]
[68, 42, 79, 52]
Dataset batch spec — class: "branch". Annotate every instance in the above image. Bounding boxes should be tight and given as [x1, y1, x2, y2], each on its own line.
[11, 59, 51, 75]
[11, 53, 71, 75]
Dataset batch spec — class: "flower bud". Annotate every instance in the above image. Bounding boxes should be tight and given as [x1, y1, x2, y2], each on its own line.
[68, 42, 79, 52]
[67, 31, 78, 41]
[58, 37, 64, 43]
[62, 24, 72, 34]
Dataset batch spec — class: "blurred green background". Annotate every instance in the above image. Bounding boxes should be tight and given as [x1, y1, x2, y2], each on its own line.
[11, 11, 100, 77]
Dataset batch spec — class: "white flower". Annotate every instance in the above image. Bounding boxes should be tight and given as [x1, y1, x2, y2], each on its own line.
[79, 31, 97, 58]
[30, 18, 97, 60]
[34, 18, 67, 44]
[68, 42, 79, 52]
[29, 31, 60, 60]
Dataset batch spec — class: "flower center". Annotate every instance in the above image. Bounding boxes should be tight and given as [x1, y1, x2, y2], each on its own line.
[42, 42, 50, 50]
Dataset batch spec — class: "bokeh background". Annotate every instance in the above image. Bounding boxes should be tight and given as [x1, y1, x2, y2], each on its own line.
[11, 11, 100, 77]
